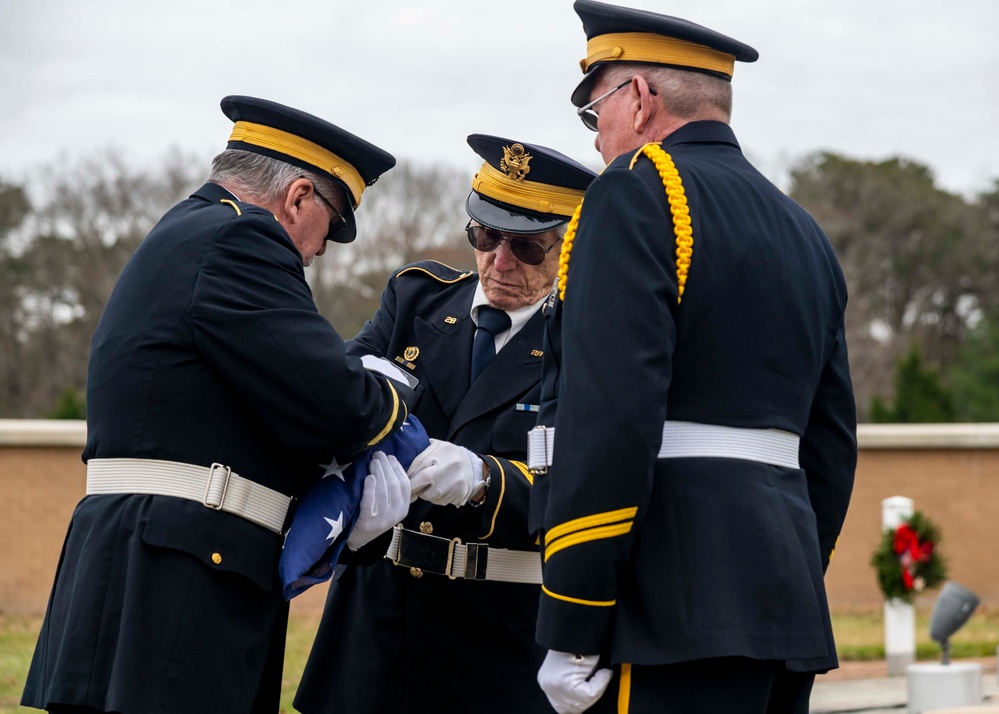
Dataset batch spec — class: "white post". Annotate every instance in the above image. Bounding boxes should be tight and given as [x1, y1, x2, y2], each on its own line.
[883, 496, 916, 676]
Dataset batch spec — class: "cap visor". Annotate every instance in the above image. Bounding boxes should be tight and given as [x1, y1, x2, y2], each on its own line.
[331, 201, 357, 243]
[465, 192, 567, 234]
[571, 71, 601, 108]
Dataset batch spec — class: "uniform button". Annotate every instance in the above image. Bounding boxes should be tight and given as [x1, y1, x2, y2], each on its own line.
[211, 552, 222, 565]
[419, 521, 433, 534]
[409, 567, 423, 578]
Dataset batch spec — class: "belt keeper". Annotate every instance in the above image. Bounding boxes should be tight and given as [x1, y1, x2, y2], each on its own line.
[464, 542, 488, 580]
[202, 462, 232, 510]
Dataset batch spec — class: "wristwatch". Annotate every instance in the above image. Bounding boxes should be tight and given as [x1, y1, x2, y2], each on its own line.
[468, 473, 491, 507]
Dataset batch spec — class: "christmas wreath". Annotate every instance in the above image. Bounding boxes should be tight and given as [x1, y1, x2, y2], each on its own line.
[871, 510, 947, 604]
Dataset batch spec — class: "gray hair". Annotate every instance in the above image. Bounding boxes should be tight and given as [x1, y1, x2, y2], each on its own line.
[602, 64, 733, 122]
[208, 149, 347, 210]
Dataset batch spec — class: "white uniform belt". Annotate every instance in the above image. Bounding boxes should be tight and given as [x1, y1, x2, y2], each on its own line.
[86, 458, 293, 534]
[528, 421, 800, 471]
[385, 524, 542, 584]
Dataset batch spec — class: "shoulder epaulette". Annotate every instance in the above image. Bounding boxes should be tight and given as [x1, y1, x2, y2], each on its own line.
[395, 260, 475, 284]
[218, 198, 278, 222]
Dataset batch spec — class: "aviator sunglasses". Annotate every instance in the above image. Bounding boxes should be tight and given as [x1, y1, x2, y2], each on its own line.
[301, 176, 350, 243]
[465, 221, 562, 266]
[577, 80, 658, 131]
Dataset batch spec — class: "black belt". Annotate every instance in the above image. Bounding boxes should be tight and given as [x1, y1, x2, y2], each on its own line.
[385, 525, 542, 584]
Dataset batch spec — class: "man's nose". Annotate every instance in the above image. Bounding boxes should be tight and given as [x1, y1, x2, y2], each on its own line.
[492, 240, 519, 270]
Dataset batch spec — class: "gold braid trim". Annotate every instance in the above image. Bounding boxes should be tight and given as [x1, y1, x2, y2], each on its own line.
[556, 144, 693, 304]
[556, 199, 584, 301]
[629, 143, 692, 304]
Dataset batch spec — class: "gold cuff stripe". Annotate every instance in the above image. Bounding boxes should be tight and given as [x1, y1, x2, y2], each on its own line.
[544, 522, 633, 562]
[366, 381, 400, 446]
[542, 584, 615, 607]
[583, 33, 735, 77]
[510, 460, 534, 485]
[545, 506, 638, 543]
[473, 162, 587, 217]
[481, 455, 505, 540]
[228, 121, 366, 207]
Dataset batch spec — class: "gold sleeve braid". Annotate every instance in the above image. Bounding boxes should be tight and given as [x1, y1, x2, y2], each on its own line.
[557, 143, 693, 304]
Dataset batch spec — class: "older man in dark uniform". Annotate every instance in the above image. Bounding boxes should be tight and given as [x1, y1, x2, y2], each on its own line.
[531, 2, 858, 713]
[22, 96, 413, 714]
[294, 135, 596, 714]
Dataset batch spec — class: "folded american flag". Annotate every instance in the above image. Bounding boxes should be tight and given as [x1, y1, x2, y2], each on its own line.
[279, 415, 429, 599]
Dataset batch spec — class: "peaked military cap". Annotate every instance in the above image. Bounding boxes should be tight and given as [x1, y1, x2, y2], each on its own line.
[571, 0, 759, 107]
[465, 134, 597, 234]
[220, 95, 396, 243]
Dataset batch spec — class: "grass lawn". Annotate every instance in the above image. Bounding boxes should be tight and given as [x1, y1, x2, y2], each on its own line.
[3, 606, 997, 713]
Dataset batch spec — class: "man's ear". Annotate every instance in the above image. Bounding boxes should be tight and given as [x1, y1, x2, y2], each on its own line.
[283, 178, 313, 224]
[633, 75, 658, 135]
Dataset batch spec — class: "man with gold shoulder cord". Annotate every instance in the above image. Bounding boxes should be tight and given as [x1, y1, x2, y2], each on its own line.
[530, 3, 858, 713]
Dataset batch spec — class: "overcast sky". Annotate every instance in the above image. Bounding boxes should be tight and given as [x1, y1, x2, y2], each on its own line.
[2, 0, 998, 199]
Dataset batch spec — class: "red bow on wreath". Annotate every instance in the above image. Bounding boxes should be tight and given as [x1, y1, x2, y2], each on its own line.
[893, 523, 934, 590]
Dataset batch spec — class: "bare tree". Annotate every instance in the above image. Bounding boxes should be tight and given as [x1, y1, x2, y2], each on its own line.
[3, 149, 203, 417]
[308, 160, 474, 337]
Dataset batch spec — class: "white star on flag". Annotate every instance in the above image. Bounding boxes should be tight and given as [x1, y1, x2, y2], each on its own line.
[324, 512, 344, 541]
[319, 459, 350, 480]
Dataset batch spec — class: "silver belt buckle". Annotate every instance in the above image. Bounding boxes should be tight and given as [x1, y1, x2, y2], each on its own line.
[528, 425, 551, 476]
[203, 462, 232, 510]
[446, 537, 462, 580]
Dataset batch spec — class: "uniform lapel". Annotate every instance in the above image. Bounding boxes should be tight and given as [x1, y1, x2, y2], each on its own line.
[415, 284, 476, 421]
[448, 308, 544, 438]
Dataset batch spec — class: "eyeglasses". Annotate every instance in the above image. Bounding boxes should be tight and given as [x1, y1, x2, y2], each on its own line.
[577, 79, 657, 131]
[465, 221, 562, 266]
[300, 176, 349, 243]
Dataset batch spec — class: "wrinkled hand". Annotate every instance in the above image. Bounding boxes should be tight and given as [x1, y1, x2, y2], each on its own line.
[346, 452, 411, 550]
[406, 438, 484, 506]
[537, 650, 613, 714]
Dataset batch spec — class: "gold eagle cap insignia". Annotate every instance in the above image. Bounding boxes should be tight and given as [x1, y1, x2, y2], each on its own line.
[500, 144, 532, 181]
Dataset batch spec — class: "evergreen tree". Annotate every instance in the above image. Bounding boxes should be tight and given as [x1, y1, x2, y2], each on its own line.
[871, 345, 955, 423]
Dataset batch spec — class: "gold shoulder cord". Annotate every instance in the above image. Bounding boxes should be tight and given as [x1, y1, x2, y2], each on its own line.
[556, 143, 692, 304]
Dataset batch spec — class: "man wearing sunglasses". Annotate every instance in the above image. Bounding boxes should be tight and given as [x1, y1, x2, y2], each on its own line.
[532, 2, 857, 714]
[21, 96, 413, 714]
[294, 134, 596, 714]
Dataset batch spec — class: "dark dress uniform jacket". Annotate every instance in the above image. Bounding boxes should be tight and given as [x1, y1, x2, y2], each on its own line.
[534, 122, 857, 673]
[22, 183, 407, 713]
[295, 260, 552, 714]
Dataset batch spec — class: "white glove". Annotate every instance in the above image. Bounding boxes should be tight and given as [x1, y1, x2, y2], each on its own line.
[346, 451, 411, 550]
[537, 650, 613, 714]
[406, 438, 485, 506]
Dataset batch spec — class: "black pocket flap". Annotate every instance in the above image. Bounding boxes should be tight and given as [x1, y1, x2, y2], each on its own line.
[141, 497, 280, 593]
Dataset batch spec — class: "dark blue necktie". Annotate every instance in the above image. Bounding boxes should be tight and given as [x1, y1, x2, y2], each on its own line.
[470, 306, 511, 382]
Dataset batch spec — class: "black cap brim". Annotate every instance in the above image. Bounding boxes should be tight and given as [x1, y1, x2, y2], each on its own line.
[465, 192, 567, 234]
[331, 191, 357, 244]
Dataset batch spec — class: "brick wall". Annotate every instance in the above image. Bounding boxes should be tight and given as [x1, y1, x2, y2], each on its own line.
[0, 420, 86, 615]
[2, 421, 997, 615]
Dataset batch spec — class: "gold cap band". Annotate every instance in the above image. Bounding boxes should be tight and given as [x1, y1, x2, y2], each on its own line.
[582, 32, 735, 77]
[472, 162, 587, 217]
[228, 121, 366, 207]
